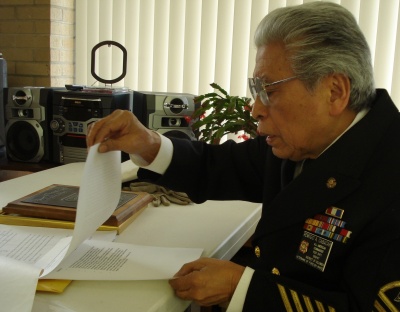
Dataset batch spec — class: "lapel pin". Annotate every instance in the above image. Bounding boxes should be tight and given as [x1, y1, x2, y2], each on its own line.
[326, 177, 337, 189]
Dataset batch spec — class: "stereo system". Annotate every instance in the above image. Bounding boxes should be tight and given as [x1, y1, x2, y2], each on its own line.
[3, 41, 200, 164]
[51, 88, 133, 164]
[4, 86, 200, 164]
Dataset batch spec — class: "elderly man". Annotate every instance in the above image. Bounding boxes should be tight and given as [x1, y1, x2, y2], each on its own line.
[87, 2, 400, 311]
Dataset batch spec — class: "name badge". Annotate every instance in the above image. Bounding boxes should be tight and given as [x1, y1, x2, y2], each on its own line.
[296, 231, 333, 272]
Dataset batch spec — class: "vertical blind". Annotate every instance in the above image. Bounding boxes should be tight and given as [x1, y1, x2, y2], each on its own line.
[75, 0, 400, 108]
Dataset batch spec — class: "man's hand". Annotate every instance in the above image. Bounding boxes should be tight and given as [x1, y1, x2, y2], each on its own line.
[169, 258, 245, 307]
[86, 109, 161, 164]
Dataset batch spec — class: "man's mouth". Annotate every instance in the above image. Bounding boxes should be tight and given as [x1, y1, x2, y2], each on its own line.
[266, 135, 277, 145]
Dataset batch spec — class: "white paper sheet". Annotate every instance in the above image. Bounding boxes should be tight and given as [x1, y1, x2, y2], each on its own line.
[0, 227, 116, 312]
[45, 239, 202, 280]
[0, 225, 117, 266]
[0, 255, 41, 312]
[71, 144, 121, 251]
[38, 144, 122, 276]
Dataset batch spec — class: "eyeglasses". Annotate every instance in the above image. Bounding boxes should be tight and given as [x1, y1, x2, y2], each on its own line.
[248, 76, 297, 106]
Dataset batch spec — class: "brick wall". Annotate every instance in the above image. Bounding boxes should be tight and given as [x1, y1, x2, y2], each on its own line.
[0, 0, 75, 87]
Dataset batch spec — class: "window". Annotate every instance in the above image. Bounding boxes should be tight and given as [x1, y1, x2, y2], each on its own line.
[76, 0, 400, 108]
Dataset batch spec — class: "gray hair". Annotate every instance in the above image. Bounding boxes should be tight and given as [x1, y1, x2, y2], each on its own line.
[254, 2, 375, 112]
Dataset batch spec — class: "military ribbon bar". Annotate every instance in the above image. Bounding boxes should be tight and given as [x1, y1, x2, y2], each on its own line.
[304, 218, 352, 243]
[325, 206, 344, 219]
[314, 214, 346, 228]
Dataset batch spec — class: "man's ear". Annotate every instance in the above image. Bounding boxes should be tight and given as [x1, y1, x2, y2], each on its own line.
[328, 73, 351, 116]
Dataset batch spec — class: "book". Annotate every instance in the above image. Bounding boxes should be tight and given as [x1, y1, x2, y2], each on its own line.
[1, 184, 153, 229]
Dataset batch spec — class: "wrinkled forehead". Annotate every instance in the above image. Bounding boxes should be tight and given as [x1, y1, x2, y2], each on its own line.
[253, 42, 294, 80]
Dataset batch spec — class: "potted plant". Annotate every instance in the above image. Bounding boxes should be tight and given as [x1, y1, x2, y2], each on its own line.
[186, 83, 258, 144]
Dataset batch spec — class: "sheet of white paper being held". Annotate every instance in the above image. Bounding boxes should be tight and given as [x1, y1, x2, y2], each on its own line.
[38, 143, 121, 276]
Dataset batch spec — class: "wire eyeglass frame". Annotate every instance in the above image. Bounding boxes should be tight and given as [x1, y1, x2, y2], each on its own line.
[248, 76, 298, 105]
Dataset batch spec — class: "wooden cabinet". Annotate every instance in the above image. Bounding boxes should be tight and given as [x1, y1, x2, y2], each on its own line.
[0, 152, 58, 182]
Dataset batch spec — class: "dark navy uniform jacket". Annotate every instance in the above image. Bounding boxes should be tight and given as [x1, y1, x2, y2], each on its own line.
[138, 89, 400, 311]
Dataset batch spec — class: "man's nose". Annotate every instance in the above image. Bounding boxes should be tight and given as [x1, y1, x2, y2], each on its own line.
[251, 96, 267, 120]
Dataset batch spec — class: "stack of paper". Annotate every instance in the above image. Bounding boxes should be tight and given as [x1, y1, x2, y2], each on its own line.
[0, 144, 203, 312]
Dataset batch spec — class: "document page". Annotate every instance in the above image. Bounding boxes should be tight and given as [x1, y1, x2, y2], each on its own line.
[38, 145, 122, 276]
[45, 239, 202, 280]
[0, 225, 115, 312]
[0, 224, 116, 265]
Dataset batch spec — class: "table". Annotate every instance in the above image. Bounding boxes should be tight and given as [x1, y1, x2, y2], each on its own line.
[0, 162, 262, 312]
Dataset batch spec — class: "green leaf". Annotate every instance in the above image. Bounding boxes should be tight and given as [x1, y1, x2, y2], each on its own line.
[202, 92, 220, 99]
[210, 82, 228, 97]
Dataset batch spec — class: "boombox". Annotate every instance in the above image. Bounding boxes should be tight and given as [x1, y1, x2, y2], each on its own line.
[132, 91, 200, 141]
[5, 87, 61, 162]
[51, 88, 133, 164]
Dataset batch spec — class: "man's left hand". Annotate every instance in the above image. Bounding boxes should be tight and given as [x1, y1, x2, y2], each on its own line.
[169, 258, 245, 306]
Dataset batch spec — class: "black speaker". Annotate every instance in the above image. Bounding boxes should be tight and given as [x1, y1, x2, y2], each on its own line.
[0, 53, 7, 154]
[5, 87, 60, 163]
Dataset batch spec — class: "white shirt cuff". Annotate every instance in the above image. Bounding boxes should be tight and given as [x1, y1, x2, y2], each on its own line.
[226, 266, 255, 312]
[129, 133, 173, 175]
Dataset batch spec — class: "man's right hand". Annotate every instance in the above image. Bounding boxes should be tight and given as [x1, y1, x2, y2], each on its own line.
[86, 109, 161, 165]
